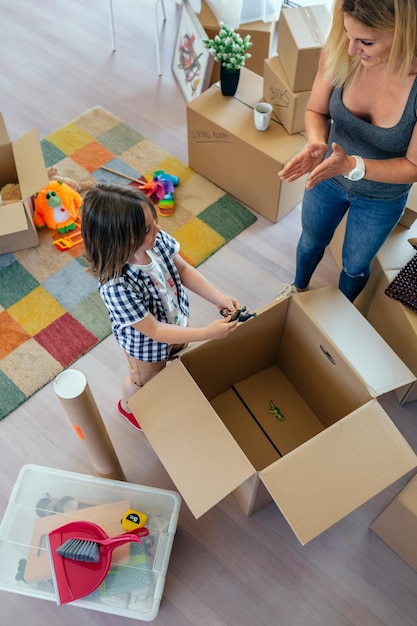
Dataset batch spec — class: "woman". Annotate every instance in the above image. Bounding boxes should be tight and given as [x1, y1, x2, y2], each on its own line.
[279, 0, 417, 302]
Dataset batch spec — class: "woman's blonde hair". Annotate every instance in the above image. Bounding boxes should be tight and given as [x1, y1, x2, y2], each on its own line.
[324, 0, 417, 85]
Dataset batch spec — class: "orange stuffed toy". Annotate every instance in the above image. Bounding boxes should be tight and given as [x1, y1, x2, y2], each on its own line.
[34, 180, 83, 233]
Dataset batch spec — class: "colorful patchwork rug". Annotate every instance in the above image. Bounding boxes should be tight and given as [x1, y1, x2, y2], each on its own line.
[0, 106, 256, 420]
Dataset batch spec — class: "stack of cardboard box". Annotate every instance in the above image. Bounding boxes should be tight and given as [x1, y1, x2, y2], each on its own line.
[188, 5, 334, 223]
[263, 4, 330, 134]
[187, 67, 307, 223]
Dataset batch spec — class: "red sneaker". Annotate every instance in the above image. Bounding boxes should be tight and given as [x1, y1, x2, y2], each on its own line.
[117, 400, 142, 431]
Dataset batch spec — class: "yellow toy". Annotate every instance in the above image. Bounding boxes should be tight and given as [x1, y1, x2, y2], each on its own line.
[121, 508, 148, 531]
[34, 180, 83, 233]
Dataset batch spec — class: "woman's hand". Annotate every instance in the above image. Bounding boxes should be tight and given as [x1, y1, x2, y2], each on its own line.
[278, 142, 328, 182]
[305, 142, 354, 189]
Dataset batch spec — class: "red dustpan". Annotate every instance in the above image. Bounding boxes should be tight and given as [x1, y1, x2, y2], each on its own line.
[47, 520, 149, 605]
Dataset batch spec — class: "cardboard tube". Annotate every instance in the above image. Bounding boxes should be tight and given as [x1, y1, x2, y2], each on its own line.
[54, 369, 125, 481]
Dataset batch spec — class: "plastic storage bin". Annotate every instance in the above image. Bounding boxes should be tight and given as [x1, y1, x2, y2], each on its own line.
[0, 465, 181, 621]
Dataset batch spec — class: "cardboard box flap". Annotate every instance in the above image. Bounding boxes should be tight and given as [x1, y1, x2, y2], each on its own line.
[0, 203, 28, 237]
[294, 288, 416, 396]
[0, 113, 10, 144]
[128, 360, 255, 518]
[12, 128, 48, 199]
[260, 400, 417, 544]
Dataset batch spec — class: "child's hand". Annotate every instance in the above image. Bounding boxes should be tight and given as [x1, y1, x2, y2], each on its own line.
[207, 317, 239, 339]
[217, 295, 240, 312]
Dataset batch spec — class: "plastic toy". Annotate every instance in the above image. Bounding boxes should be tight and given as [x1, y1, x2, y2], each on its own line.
[269, 400, 285, 421]
[54, 230, 83, 252]
[100, 166, 180, 217]
[34, 180, 83, 233]
[220, 306, 257, 322]
[121, 508, 148, 531]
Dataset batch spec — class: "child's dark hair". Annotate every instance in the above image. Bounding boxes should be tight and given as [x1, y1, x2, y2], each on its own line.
[81, 183, 157, 282]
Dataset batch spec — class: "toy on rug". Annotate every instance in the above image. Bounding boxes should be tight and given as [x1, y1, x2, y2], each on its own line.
[100, 166, 180, 217]
[135, 171, 178, 217]
[54, 230, 83, 252]
[0, 182, 22, 205]
[34, 180, 83, 233]
[152, 170, 179, 217]
[47, 166, 94, 195]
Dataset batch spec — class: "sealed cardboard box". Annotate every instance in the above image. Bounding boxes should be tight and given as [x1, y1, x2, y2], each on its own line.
[187, 68, 307, 223]
[0, 465, 181, 621]
[205, 0, 282, 29]
[199, 1, 276, 83]
[0, 113, 48, 254]
[263, 55, 310, 134]
[278, 5, 330, 92]
[130, 287, 417, 545]
[371, 473, 417, 573]
[367, 268, 417, 404]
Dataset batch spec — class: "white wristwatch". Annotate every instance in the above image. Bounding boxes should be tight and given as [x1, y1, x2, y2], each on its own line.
[344, 155, 365, 181]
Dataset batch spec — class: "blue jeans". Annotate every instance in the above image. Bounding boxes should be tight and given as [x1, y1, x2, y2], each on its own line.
[295, 179, 408, 302]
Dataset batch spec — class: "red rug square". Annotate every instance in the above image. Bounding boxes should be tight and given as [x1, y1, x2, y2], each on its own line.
[35, 313, 98, 367]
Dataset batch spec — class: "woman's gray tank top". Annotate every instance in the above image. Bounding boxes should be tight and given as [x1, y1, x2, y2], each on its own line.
[327, 76, 417, 199]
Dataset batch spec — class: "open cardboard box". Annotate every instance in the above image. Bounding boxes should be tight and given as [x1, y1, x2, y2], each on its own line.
[187, 68, 307, 223]
[0, 113, 48, 254]
[328, 214, 417, 317]
[328, 218, 417, 402]
[129, 287, 417, 545]
[367, 268, 417, 404]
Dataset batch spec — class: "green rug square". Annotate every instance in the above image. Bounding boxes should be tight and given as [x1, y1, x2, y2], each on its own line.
[199, 195, 257, 240]
[41, 140, 67, 167]
[98, 122, 144, 155]
[71, 291, 112, 341]
[0, 371, 27, 420]
[0, 261, 40, 309]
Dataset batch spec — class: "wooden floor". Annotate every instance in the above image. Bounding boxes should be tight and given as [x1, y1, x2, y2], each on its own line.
[1, 1, 417, 624]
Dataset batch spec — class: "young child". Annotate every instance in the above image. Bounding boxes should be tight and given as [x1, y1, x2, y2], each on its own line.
[81, 183, 240, 430]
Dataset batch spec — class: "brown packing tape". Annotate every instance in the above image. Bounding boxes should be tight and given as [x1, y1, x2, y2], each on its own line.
[300, 6, 325, 46]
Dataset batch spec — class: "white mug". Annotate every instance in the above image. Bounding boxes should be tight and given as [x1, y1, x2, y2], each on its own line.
[254, 102, 273, 131]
